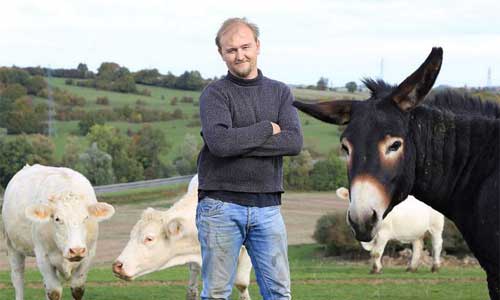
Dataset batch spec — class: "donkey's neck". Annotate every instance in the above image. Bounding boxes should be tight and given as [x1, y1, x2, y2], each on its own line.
[409, 105, 499, 218]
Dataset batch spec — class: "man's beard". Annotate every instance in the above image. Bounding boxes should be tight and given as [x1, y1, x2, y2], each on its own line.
[231, 62, 253, 78]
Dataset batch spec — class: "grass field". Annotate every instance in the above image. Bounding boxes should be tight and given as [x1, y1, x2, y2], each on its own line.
[0, 244, 488, 300]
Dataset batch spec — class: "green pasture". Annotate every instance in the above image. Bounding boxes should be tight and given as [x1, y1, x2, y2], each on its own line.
[0, 244, 487, 299]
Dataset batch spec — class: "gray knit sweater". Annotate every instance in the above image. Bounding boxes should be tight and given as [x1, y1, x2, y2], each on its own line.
[197, 70, 303, 193]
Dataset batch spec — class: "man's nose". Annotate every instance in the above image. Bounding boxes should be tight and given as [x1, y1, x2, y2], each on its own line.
[236, 49, 245, 61]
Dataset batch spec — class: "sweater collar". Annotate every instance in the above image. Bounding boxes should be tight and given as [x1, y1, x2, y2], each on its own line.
[225, 69, 263, 86]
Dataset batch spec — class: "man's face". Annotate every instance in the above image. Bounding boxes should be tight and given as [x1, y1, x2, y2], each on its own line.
[219, 23, 260, 79]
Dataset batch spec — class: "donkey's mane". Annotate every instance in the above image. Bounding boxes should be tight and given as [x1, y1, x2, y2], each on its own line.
[362, 78, 500, 119]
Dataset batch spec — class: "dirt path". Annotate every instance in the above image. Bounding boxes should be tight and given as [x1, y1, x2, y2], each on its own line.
[0, 192, 346, 271]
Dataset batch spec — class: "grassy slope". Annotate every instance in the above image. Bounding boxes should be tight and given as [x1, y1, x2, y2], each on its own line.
[35, 78, 366, 162]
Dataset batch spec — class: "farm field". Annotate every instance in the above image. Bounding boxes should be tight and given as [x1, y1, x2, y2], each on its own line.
[0, 190, 488, 299]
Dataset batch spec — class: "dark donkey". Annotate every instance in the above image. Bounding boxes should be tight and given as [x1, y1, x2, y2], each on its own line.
[293, 48, 500, 299]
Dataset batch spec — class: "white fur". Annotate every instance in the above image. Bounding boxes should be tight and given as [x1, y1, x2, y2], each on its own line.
[337, 187, 444, 273]
[1, 164, 115, 300]
[114, 174, 252, 300]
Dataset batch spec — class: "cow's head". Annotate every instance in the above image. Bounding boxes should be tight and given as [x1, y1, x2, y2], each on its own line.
[112, 207, 199, 281]
[293, 48, 442, 242]
[25, 192, 115, 262]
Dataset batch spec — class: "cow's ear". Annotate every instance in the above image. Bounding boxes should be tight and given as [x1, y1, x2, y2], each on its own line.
[336, 187, 350, 201]
[164, 218, 185, 239]
[88, 202, 115, 222]
[25, 204, 53, 223]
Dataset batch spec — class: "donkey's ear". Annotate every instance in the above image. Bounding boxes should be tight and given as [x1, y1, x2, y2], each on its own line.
[293, 100, 354, 125]
[390, 47, 443, 112]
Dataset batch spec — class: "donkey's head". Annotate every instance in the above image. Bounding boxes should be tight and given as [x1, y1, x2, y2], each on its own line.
[294, 48, 443, 241]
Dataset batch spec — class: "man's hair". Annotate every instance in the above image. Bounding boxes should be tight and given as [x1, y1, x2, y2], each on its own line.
[215, 17, 260, 50]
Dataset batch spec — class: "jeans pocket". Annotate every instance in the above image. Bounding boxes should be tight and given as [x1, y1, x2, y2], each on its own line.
[197, 197, 224, 217]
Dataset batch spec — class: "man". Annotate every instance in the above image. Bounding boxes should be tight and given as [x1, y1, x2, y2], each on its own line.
[196, 17, 303, 300]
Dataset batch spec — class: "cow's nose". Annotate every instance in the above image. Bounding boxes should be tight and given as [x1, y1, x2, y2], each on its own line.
[69, 247, 87, 257]
[113, 261, 123, 275]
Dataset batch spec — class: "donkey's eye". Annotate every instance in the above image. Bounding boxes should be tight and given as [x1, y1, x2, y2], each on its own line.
[388, 141, 402, 152]
[341, 144, 350, 155]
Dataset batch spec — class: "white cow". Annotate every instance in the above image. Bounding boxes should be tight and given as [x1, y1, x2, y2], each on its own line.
[1, 164, 115, 300]
[113, 174, 252, 300]
[336, 187, 444, 274]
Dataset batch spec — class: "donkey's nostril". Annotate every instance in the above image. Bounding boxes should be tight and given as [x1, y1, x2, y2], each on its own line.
[371, 209, 378, 224]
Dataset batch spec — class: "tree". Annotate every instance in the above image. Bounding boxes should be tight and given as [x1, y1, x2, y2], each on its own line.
[4, 96, 47, 134]
[316, 77, 329, 91]
[174, 133, 200, 175]
[0, 136, 34, 188]
[132, 124, 170, 178]
[87, 124, 144, 182]
[283, 150, 314, 190]
[345, 81, 358, 93]
[61, 136, 81, 168]
[77, 142, 115, 185]
[1, 83, 27, 101]
[78, 111, 106, 135]
[77, 63, 89, 78]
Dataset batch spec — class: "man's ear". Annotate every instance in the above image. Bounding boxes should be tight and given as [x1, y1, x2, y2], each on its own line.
[25, 204, 53, 223]
[88, 202, 115, 222]
[336, 187, 350, 201]
[164, 218, 185, 239]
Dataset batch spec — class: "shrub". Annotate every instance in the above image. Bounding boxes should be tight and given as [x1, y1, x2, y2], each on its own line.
[442, 218, 471, 257]
[310, 153, 348, 191]
[181, 96, 194, 103]
[313, 212, 367, 257]
[96, 96, 110, 105]
[65, 79, 74, 85]
[172, 108, 184, 119]
[170, 97, 178, 106]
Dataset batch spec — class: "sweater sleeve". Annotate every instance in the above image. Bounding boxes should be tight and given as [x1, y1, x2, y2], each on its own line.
[200, 85, 274, 157]
[243, 86, 303, 157]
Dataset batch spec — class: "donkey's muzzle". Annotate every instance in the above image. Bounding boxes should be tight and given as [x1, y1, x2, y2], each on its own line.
[347, 210, 377, 242]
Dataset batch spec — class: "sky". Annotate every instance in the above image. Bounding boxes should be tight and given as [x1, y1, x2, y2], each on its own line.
[1, 0, 499, 88]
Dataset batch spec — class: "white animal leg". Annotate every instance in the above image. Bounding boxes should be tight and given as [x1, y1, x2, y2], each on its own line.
[430, 231, 443, 272]
[7, 244, 25, 300]
[186, 262, 200, 300]
[70, 248, 94, 300]
[407, 238, 423, 272]
[369, 236, 388, 274]
[34, 248, 63, 300]
[235, 247, 252, 300]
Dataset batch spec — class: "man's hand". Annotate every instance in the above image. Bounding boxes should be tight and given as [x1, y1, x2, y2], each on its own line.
[271, 122, 281, 135]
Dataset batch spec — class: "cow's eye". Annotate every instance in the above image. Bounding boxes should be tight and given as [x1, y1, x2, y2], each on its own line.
[144, 236, 155, 244]
[341, 144, 349, 155]
[388, 141, 402, 152]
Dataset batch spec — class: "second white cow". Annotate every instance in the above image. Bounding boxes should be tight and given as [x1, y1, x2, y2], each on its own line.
[336, 187, 444, 274]
[113, 175, 252, 300]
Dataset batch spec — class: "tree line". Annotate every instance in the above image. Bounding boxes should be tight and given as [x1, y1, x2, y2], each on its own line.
[20, 62, 213, 93]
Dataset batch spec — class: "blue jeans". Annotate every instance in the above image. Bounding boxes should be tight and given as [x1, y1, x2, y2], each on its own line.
[196, 197, 291, 300]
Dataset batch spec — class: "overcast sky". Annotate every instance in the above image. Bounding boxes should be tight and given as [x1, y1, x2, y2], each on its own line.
[1, 0, 499, 87]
